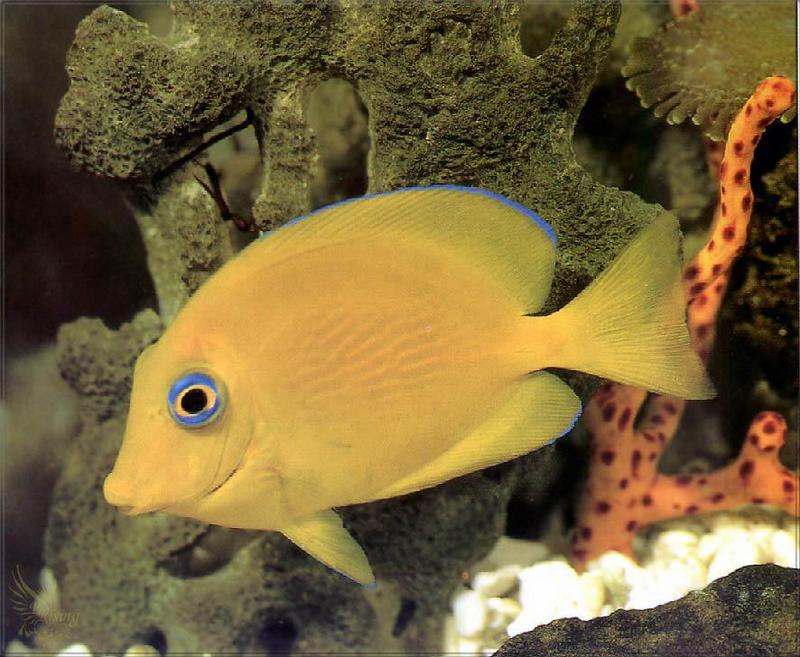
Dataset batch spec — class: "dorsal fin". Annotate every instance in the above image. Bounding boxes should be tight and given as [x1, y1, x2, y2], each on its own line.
[251, 186, 557, 313]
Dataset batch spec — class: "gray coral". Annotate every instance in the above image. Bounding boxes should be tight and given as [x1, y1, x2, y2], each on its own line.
[48, 1, 681, 653]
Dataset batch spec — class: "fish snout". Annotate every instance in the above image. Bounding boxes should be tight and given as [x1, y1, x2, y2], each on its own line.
[103, 472, 164, 516]
[103, 472, 133, 506]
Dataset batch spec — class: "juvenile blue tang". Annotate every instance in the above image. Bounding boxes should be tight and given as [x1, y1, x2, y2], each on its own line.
[104, 186, 713, 585]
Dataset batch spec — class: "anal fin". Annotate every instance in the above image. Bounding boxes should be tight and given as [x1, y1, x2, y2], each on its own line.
[374, 371, 581, 500]
[281, 509, 375, 586]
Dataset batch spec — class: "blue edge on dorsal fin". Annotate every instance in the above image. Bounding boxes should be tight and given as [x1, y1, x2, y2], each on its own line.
[263, 184, 558, 247]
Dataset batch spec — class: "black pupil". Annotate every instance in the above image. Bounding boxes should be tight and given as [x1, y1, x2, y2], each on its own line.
[181, 388, 209, 414]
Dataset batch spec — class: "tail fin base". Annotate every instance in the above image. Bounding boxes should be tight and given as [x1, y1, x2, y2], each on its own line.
[542, 214, 715, 400]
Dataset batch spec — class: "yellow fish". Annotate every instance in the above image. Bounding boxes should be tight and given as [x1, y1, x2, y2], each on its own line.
[103, 186, 713, 585]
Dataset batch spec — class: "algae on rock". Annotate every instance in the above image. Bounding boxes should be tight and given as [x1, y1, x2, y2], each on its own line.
[49, 1, 675, 653]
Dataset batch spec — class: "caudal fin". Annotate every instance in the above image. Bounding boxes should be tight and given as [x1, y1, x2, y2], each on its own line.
[552, 213, 714, 400]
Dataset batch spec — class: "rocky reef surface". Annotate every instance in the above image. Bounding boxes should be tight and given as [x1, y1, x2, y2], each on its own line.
[494, 564, 799, 657]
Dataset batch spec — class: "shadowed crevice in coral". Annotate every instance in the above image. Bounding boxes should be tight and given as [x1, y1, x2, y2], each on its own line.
[391, 598, 417, 638]
[716, 122, 798, 410]
[187, 110, 265, 251]
[157, 527, 263, 579]
[136, 628, 167, 656]
[259, 617, 298, 657]
[306, 78, 370, 210]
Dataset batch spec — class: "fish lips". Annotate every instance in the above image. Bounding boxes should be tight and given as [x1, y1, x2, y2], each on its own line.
[103, 464, 242, 517]
[103, 473, 168, 516]
[116, 503, 166, 516]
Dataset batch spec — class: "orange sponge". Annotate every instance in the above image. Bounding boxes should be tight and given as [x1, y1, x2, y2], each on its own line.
[570, 76, 798, 570]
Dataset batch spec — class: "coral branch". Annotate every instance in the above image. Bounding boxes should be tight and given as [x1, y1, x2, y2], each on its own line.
[669, 0, 699, 19]
[682, 76, 796, 307]
[570, 76, 798, 571]
[646, 412, 796, 516]
[572, 392, 797, 569]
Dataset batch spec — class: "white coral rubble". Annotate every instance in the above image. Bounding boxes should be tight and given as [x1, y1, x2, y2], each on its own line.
[444, 509, 798, 655]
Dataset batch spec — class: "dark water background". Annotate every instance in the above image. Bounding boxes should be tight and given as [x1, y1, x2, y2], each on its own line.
[3, 3, 172, 641]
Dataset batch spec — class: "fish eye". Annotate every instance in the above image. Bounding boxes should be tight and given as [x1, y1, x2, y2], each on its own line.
[167, 372, 225, 428]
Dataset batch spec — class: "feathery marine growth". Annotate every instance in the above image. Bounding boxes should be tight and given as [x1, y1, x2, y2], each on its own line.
[623, 0, 796, 139]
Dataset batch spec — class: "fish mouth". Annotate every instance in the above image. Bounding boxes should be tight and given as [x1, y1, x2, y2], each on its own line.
[117, 473, 239, 517]
[161, 464, 243, 516]
[108, 461, 244, 518]
[104, 473, 168, 515]
[118, 503, 167, 516]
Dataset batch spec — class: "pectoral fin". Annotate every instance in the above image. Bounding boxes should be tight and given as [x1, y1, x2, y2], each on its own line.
[281, 509, 375, 586]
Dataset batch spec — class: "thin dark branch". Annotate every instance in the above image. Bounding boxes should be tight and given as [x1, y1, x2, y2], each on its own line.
[194, 161, 258, 233]
[154, 108, 255, 182]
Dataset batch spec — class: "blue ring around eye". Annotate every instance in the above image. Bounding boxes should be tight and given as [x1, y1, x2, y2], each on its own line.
[168, 372, 224, 428]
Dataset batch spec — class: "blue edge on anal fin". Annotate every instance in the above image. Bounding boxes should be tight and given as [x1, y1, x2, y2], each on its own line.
[331, 566, 377, 589]
[545, 403, 583, 447]
[263, 184, 558, 247]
